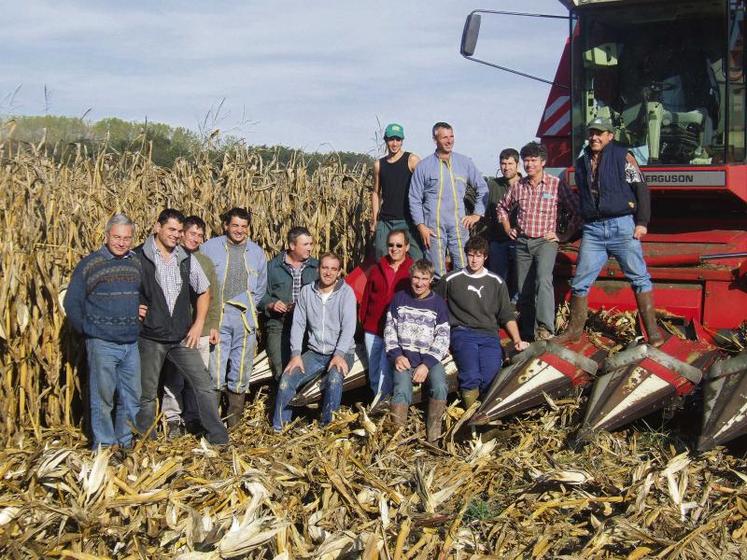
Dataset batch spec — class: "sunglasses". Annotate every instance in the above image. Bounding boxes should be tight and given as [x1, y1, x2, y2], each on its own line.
[388, 243, 404, 248]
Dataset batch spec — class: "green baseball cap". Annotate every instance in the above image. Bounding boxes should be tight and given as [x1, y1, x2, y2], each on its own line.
[384, 123, 405, 139]
[586, 117, 615, 133]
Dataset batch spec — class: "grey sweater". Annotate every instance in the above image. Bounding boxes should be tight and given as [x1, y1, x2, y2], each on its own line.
[290, 279, 357, 357]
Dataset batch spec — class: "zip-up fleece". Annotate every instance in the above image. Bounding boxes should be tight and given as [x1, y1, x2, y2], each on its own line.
[200, 235, 267, 330]
[290, 279, 356, 358]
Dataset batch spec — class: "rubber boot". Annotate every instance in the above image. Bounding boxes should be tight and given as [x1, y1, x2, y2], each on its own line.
[461, 388, 480, 411]
[426, 399, 447, 443]
[389, 403, 408, 430]
[553, 295, 588, 345]
[226, 391, 245, 429]
[635, 291, 664, 347]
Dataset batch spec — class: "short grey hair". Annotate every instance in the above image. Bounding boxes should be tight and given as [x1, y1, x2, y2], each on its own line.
[105, 213, 135, 234]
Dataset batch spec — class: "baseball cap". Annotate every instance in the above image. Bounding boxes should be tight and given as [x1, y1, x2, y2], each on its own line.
[586, 117, 615, 133]
[384, 123, 405, 139]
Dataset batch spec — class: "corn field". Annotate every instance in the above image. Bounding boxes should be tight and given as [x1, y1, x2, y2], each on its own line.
[0, 140, 372, 438]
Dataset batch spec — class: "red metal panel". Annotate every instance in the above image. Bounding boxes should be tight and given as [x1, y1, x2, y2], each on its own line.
[703, 280, 747, 330]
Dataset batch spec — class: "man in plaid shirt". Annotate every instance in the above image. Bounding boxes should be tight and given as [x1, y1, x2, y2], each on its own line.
[497, 142, 580, 340]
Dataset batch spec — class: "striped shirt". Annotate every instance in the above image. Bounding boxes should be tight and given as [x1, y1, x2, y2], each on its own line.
[497, 173, 580, 239]
[151, 237, 210, 315]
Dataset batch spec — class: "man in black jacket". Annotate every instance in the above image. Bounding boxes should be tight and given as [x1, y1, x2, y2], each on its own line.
[554, 117, 663, 346]
[135, 208, 228, 444]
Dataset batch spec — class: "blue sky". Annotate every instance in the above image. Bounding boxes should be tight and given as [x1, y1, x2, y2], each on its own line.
[2, 0, 569, 173]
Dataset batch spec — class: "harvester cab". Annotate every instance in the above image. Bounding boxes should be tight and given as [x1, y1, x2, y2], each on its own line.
[461, 0, 747, 449]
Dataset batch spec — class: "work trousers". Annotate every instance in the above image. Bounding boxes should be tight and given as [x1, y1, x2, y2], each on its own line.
[427, 221, 469, 278]
[450, 327, 503, 393]
[161, 335, 209, 426]
[137, 337, 228, 444]
[515, 236, 558, 339]
[265, 315, 293, 381]
[210, 304, 256, 393]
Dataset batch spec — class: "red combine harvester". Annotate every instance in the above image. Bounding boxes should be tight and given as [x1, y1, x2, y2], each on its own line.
[461, 0, 747, 449]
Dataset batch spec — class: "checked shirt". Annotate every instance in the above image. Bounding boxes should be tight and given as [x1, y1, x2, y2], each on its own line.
[497, 173, 580, 238]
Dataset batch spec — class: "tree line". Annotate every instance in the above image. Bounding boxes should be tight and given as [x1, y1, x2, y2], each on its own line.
[1, 114, 374, 170]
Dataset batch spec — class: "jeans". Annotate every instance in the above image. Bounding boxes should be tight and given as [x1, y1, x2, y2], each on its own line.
[374, 219, 424, 261]
[571, 215, 653, 296]
[488, 240, 517, 301]
[265, 316, 293, 380]
[210, 305, 256, 393]
[86, 338, 141, 449]
[364, 332, 393, 397]
[391, 361, 448, 405]
[450, 327, 503, 393]
[515, 236, 558, 339]
[273, 350, 355, 430]
[161, 335, 209, 425]
[137, 337, 228, 444]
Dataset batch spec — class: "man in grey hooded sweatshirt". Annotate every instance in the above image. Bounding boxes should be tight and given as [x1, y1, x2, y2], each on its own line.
[272, 252, 357, 431]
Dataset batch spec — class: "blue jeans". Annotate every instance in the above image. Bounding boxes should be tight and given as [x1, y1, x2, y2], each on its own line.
[273, 350, 355, 430]
[450, 327, 503, 393]
[86, 338, 141, 449]
[391, 361, 448, 405]
[571, 215, 653, 296]
[364, 332, 393, 397]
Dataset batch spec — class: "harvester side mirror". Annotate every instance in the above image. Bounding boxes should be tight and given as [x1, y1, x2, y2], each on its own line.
[461, 13, 482, 57]
[459, 9, 571, 90]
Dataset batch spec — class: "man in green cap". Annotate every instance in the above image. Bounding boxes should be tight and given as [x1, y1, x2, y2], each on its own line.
[370, 123, 423, 260]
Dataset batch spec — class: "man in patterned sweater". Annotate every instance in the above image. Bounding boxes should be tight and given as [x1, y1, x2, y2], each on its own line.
[435, 236, 528, 411]
[383, 259, 450, 442]
[64, 214, 143, 450]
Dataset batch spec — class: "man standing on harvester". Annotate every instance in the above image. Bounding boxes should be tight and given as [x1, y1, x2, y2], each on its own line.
[409, 122, 489, 277]
[554, 117, 663, 346]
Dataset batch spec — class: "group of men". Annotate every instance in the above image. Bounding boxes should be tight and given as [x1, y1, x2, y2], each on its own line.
[65, 116, 663, 451]
[372, 119, 662, 345]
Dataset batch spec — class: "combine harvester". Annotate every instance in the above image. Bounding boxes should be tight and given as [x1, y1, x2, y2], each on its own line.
[460, 0, 747, 449]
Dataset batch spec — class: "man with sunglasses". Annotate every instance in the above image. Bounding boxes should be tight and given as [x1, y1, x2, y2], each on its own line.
[371, 123, 423, 260]
[359, 229, 413, 404]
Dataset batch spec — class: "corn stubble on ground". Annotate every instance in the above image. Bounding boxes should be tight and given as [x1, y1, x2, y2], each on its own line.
[1, 140, 746, 558]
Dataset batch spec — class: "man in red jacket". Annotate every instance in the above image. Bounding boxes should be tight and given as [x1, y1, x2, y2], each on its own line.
[359, 229, 413, 403]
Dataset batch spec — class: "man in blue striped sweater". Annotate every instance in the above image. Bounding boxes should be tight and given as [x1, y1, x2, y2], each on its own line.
[64, 214, 143, 450]
[383, 259, 451, 442]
